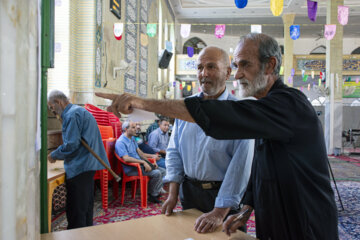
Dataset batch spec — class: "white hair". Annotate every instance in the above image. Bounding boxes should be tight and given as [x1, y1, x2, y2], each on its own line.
[47, 90, 69, 104]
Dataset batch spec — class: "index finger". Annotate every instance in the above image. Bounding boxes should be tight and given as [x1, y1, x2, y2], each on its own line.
[222, 215, 237, 235]
[95, 92, 117, 100]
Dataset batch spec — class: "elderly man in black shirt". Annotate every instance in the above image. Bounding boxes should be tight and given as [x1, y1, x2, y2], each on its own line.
[96, 33, 338, 240]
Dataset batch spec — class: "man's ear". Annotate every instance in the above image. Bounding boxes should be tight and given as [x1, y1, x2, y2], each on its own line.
[265, 57, 277, 75]
[226, 66, 232, 80]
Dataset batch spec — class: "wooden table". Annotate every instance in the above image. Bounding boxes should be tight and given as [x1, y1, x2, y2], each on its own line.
[47, 161, 65, 233]
[41, 209, 256, 240]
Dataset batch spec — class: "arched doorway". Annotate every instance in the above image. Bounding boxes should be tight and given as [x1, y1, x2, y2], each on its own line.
[183, 37, 207, 54]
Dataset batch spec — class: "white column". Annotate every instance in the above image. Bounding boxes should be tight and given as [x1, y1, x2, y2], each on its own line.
[0, 1, 40, 239]
[325, 0, 344, 155]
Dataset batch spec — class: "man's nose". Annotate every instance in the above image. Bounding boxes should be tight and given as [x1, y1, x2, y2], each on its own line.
[234, 67, 244, 80]
[201, 68, 208, 77]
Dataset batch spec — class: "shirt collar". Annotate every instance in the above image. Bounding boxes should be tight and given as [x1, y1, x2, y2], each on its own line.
[61, 103, 73, 119]
[197, 88, 229, 100]
[157, 127, 166, 135]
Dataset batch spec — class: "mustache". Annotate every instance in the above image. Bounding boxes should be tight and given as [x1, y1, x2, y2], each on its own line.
[200, 78, 210, 83]
[238, 79, 249, 85]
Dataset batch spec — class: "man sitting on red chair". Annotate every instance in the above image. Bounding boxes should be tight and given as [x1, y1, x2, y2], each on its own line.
[115, 121, 166, 203]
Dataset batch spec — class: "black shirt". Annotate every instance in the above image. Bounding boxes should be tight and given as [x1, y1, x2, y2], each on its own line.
[185, 79, 338, 239]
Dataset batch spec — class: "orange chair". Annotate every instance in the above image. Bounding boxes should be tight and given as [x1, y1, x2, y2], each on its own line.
[114, 153, 156, 209]
[94, 125, 117, 210]
[98, 125, 114, 139]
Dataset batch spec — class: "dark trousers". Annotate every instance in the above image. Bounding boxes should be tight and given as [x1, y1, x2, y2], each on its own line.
[180, 179, 247, 232]
[65, 171, 95, 229]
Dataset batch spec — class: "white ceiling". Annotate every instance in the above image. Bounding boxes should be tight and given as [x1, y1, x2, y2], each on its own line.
[169, 0, 360, 37]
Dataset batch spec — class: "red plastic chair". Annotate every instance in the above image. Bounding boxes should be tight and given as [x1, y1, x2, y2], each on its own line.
[111, 121, 122, 139]
[94, 126, 117, 210]
[98, 125, 114, 139]
[115, 153, 156, 209]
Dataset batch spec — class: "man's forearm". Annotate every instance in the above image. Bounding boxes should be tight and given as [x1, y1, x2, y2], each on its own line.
[123, 156, 145, 164]
[168, 182, 180, 198]
[137, 99, 195, 123]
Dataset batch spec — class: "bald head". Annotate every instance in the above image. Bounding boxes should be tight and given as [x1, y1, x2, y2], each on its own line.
[197, 46, 231, 98]
[199, 46, 230, 68]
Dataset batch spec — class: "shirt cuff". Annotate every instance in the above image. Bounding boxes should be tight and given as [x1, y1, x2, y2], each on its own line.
[51, 150, 58, 160]
[215, 196, 241, 209]
[163, 174, 184, 184]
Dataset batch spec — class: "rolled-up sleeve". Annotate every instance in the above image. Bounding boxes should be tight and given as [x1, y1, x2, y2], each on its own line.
[215, 139, 254, 208]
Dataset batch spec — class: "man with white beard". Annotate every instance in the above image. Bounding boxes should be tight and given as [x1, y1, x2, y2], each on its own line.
[96, 33, 338, 240]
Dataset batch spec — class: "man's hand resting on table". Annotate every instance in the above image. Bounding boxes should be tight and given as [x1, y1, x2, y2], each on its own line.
[194, 207, 230, 233]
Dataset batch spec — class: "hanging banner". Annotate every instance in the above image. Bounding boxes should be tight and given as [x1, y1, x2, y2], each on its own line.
[288, 76, 293, 84]
[231, 90, 235, 95]
[338, 6, 349, 26]
[233, 81, 237, 87]
[301, 69, 305, 78]
[140, 33, 148, 46]
[311, 70, 315, 78]
[179, 83, 183, 90]
[291, 68, 295, 76]
[234, 0, 247, 9]
[308, 83, 311, 91]
[319, 71, 323, 80]
[180, 24, 191, 38]
[307, 0, 318, 22]
[215, 25, 226, 39]
[318, 78, 321, 86]
[270, 0, 283, 17]
[251, 25, 262, 33]
[187, 85, 191, 91]
[303, 75, 309, 82]
[182, 82, 186, 88]
[192, 82, 196, 88]
[324, 24, 336, 40]
[173, 81, 176, 87]
[279, 66, 284, 75]
[147, 24, 157, 37]
[187, 47, 194, 57]
[165, 41, 173, 52]
[290, 25, 300, 40]
[113, 23, 123, 40]
[198, 87, 202, 92]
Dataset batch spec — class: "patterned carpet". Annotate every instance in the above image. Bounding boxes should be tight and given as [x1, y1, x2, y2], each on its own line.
[52, 156, 360, 239]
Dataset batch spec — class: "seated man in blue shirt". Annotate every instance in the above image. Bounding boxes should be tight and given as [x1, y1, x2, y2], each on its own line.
[116, 121, 166, 203]
[145, 119, 159, 142]
[148, 119, 170, 164]
[161, 46, 254, 233]
[47, 90, 110, 229]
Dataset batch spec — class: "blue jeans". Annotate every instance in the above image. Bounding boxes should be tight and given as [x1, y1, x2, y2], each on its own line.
[157, 158, 166, 169]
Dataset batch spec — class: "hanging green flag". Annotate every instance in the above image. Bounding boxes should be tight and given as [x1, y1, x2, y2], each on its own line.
[147, 24, 157, 37]
[303, 75, 309, 82]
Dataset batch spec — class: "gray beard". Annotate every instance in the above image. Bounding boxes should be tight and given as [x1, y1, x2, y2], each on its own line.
[238, 70, 267, 98]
